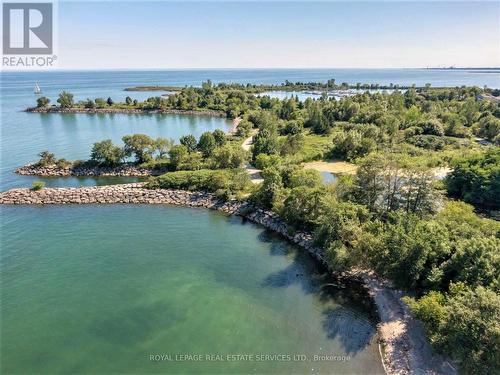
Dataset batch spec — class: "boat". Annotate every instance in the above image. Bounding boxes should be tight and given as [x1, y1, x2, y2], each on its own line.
[34, 82, 42, 95]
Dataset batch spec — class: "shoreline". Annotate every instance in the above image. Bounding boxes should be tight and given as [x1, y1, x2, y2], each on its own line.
[25, 107, 227, 117]
[0, 183, 456, 375]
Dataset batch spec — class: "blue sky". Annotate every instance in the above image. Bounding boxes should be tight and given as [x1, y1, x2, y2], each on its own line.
[57, 1, 499, 69]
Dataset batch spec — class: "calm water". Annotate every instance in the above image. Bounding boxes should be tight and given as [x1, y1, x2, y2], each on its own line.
[1, 205, 384, 374]
[2, 69, 497, 373]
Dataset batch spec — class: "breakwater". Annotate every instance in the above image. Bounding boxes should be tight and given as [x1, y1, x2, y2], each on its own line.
[0, 183, 455, 375]
[15, 164, 163, 177]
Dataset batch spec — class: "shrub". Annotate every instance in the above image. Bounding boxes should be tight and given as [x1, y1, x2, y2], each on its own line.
[55, 158, 72, 168]
[235, 120, 253, 138]
[254, 154, 282, 170]
[32, 181, 45, 191]
[407, 285, 500, 374]
[210, 145, 248, 169]
[407, 135, 446, 151]
[418, 118, 445, 136]
[445, 148, 500, 209]
[36, 97, 50, 108]
[180, 135, 198, 152]
[281, 120, 303, 135]
[148, 169, 251, 197]
[36, 151, 56, 166]
[95, 98, 106, 108]
[84, 98, 95, 109]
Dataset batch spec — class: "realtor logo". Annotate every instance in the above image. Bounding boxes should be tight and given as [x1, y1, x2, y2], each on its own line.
[3, 2, 53, 54]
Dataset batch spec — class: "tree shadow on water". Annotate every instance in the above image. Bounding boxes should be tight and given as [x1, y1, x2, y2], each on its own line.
[258, 230, 294, 257]
[321, 306, 377, 355]
[261, 250, 326, 295]
[260, 236, 378, 355]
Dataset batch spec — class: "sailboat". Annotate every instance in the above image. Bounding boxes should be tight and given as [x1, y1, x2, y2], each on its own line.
[34, 82, 42, 95]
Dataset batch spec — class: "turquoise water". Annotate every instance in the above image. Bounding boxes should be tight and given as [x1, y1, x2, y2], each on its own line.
[2, 69, 498, 373]
[1, 205, 384, 374]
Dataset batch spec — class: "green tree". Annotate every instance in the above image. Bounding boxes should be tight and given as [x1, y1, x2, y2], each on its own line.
[90, 140, 124, 166]
[84, 98, 95, 109]
[212, 129, 227, 147]
[107, 97, 114, 106]
[287, 168, 322, 188]
[57, 91, 74, 108]
[418, 118, 445, 136]
[235, 119, 253, 138]
[355, 154, 440, 215]
[168, 144, 188, 170]
[280, 133, 305, 156]
[197, 132, 216, 157]
[155, 137, 174, 159]
[36, 96, 50, 108]
[445, 149, 500, 209]
[409, 285, 500, 374]
[36, 151, 56, 166]
[95, 98, 106, 108]
[211, 145, 247, 169]
[180, 135, 198, 153]
[282, 120, 303, 135]
[122, 134, 155, 164]
[306, 102, 328, 134]
[474, 114, 500, 143]
[256, 167, 283, 209]
[252, 121, 280, 159]
[281, 186, 325, 229]
[445, 237, 500, 291]
[125, 96, 133, 105]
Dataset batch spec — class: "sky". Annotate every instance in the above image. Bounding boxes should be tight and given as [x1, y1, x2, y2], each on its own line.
[43, 1, 500, 68]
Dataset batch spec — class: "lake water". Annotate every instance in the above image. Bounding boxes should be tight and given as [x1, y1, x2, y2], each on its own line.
[2, 68, 497, 373]
[1, 205, 384, 374]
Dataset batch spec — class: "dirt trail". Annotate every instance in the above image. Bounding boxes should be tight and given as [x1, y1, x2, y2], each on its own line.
[241, 130, 263, 184]
[348, 269, 457, 375]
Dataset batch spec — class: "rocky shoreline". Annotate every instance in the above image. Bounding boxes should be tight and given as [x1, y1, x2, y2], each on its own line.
[25, 107, 227, 117]
[15, 164, 163, 177]
[0, 184, 455, 375]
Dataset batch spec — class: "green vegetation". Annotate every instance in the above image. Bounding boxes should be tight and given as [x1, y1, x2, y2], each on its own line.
[146, 169, 252, 199]
[31, 181, 45, 191]
[36, 129, 249, 173]
[34, 151, 71, 168]
[36, 96, 50, 108]
[90, 140, 125, 166]
[56, 91, 74, 108]
[446, 148, 500, 210]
